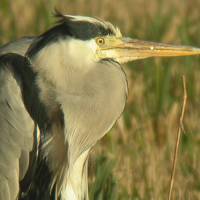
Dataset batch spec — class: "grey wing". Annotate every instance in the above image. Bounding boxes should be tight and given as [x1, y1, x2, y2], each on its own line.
[0, 57, 35, 200]
[0, 37, 35, 56]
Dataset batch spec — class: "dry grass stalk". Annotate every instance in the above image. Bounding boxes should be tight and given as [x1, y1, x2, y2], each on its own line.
[168, 76, 187, 200]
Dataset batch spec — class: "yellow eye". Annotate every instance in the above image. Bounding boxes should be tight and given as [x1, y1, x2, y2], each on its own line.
[96, 38, 105, 46]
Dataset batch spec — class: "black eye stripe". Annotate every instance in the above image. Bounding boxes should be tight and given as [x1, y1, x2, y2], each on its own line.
[27, 18, 115, 57]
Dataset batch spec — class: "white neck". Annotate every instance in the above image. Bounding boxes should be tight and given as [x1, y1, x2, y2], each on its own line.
[32, 37, 127, 200]
[61, 150, 89, 200]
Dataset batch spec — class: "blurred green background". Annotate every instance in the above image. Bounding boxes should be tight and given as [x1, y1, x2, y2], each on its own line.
[0, 0, 200, 199]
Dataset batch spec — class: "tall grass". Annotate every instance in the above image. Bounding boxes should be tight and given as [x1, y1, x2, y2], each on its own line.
[0, 0, 200, 199]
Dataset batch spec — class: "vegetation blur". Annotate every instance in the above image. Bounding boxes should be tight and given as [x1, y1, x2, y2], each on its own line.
[0, 0, 200, 199]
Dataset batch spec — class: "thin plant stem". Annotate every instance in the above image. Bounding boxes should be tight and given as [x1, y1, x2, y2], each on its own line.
[168, 75, 187, 200]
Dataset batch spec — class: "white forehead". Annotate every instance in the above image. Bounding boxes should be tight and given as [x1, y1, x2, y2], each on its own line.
[64, 14, 122, 38]
[64, 15, 101, 23]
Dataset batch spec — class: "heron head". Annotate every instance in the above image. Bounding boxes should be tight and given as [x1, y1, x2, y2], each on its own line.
[27, 12, 200, 69]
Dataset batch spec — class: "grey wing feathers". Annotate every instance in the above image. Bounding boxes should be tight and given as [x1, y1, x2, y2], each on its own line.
[0, 37, 34, 56]
[0, 57, 35, 200]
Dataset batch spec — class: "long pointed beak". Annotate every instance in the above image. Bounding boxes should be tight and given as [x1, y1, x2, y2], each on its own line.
[101, 37, 200, 63]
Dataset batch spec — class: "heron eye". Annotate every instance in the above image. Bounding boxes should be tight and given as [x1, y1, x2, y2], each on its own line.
[96, 38, 105, 46]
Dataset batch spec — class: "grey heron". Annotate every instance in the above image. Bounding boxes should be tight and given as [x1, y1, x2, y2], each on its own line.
[0, 12, 200, 200]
